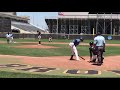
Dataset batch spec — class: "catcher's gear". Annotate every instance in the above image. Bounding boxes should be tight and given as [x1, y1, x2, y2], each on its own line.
[89, 41, 94, 46]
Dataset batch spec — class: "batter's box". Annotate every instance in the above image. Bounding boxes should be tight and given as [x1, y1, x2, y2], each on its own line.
[17, 67, 56, 73]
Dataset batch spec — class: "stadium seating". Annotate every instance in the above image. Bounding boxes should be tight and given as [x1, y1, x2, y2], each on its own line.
[11, 21, 44, 33]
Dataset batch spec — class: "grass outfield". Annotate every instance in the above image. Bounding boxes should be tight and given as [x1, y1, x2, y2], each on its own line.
[0, 38, 120, 44]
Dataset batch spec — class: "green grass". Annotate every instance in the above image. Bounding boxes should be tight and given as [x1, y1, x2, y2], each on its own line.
[0, 42, 120, 57]
[14, 39, 120, 44]
[0, 71, 119, 78]
[1, 38, 120, 44]
[0, 38, 71, 43]
[0, 38, 120, 78]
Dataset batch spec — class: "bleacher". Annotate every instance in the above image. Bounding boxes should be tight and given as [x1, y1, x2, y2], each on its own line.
[11, 21, 45, 33]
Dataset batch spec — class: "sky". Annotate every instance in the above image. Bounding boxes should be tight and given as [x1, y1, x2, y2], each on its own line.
[17, 12, 58, 30]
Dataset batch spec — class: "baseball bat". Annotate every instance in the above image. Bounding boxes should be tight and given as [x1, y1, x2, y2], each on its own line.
[79, 56, 85, 60]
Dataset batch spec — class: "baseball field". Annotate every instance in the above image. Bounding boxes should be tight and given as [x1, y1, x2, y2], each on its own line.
[0, 38, 120, 78]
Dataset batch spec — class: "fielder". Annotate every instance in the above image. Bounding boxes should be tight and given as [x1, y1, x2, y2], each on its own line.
[89, 41, 98, 63]
[5, 32, 11, 44]
[69, 38, 83, 61]
[37, 31, 41, 45]
[49, 36, 52, 42]
[9, 32, 14, 43]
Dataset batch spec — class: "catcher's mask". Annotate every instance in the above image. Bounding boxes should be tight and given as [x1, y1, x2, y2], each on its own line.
[89, 41, 93, 46]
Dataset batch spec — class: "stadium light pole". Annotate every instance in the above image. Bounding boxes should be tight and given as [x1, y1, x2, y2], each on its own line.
[96, 13, 98, 34]
[104, 13, 105, 34]
[57, 16, 58, 34]
[111, 13, 112, 35]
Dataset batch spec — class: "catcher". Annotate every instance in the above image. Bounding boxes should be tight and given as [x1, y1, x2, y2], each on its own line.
[89, 41, 104, 64]
[89, 41, 98, 63]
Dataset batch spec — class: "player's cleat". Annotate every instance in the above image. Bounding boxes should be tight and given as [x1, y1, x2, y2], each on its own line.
[76, 59, 80, 61]
[70, 55, 74, 60]
[89, 61, 94, 63]
[39, 41, 41, 44]
[70, 59, 74, 60]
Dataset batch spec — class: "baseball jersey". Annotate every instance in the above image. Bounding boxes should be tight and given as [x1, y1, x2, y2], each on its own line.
[6, 34, 11, 38]
[38, 32, 41, 39]
[94, 35, 105, 46]
[72, 39, 81, 46]
[38, 35, 41, 39]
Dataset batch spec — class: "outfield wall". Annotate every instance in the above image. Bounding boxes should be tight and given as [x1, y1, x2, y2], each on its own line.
[0, 33, 120, 40]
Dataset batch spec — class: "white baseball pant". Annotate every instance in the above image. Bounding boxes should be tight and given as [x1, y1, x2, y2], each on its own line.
[69, 42, 80, 60]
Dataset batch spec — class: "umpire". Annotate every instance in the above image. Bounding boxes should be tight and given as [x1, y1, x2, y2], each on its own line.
[94, 32, 106, 65]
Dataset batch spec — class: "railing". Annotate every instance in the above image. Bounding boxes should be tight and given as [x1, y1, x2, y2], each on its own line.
[45, 14, 120, 19]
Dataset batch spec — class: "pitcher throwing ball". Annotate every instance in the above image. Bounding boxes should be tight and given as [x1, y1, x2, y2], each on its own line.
[37, 31, 41, 45]
[69, 38, 83, 61]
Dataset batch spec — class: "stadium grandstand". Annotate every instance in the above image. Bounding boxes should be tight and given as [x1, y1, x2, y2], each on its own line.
[45, 12, 120, 35]
[0, 12, 45, 34]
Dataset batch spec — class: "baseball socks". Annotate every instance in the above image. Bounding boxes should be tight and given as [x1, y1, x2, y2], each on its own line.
[39, 41, 41, 44]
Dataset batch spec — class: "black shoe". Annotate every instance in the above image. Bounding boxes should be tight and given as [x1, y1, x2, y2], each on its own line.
[97, 61, 102, 66]
[92, 59, 96, 62]
[70, 55, 74, 60]
[39, 41, 41, 44]
[70, 58, 74, 60]
[89, 61, 95, 63]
